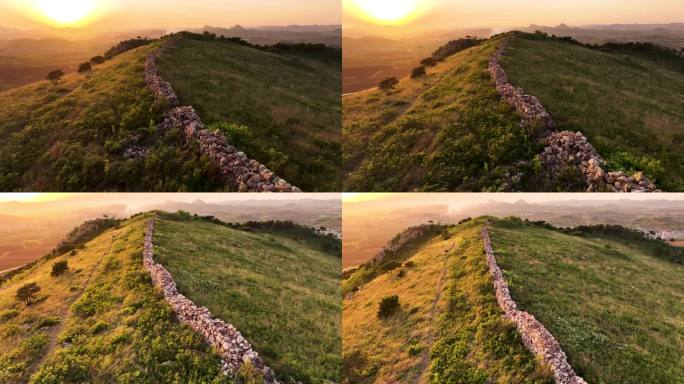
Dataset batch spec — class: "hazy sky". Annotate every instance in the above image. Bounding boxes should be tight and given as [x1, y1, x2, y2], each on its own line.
[0, 193, 339, 213]
[343, 193, 684, 213]
[1, 0, 340, 30]
[344, 0, 684, 28]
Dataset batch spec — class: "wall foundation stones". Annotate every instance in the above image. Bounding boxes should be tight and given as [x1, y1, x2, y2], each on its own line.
[481, 225, 587, 384]
[489, 39, 657, 192]
[145, 46, 300, 192]
[143, 219, 279, 383]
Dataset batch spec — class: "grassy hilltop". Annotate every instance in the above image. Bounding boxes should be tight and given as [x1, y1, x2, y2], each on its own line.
[0, 32, 341, 191]
[0, 212, 342, 384]
[502, 32, 684, 191]
[0, 214, 229, 383]
[153, 213, 342, 384]
[157, 33, 342, 191]
[342, 217, 684, 383]
[343, 32, 684, 191]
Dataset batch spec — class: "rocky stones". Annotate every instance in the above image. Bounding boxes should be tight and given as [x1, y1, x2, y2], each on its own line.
[145, 48, 300, 193]
[482, 225, 587, 384]
[143, 220, 280, 383]
[489, 39, 658, 193]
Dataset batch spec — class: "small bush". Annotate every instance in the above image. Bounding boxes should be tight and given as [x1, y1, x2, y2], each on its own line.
[90, 55, 106, 65]
[16, 282, 41, 306]
[51, 261, 69, 276]
[36, 316, 60, 328]
[378, 295, 400, 318]
[0, 309, 19, 322]
[411, 66, 427, 78]
[78, 62, 92, 73]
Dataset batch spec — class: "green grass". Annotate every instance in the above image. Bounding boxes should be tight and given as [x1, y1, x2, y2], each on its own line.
[153, 214, 341, 384]
[0, 40, 227, 192]
[342, 218, 552, 383]
[342, 35, 542, 192]
[502, 33, 684, 191]
[489, 218, 684, 383]
[156, 33, 342, 191]
[0, 214, 231, 383]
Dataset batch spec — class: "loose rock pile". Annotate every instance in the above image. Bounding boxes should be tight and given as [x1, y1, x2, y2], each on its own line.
[145, 47, 299, 192]
[143, 220, 279, 383]
[542, 131, 656, 192]
[489, 39, 657, 192]
[481, 225, 587, 384]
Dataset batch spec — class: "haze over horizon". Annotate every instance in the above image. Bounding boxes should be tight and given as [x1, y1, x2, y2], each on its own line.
[0, 0, 340, 31]
[343, 0, 684, 31]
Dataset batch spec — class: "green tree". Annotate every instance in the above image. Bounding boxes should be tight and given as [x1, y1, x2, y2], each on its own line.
[46, 69, 65, 84]
[16, 282, 41, 306]
[378, 77, 399, 95]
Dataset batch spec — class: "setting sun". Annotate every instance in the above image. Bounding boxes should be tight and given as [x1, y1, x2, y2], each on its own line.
[33, 0, 96, 26]
[346, 0, 429, 25]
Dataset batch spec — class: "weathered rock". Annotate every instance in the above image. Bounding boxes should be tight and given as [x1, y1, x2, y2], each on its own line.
[145, 47, 300, 193]
[489, 39, 657, 193]
[482, 225, 587, 384]
[143, 219, 279, 383]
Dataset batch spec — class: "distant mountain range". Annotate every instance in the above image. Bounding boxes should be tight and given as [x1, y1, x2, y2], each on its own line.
[517, 22, 684, 49]
[196, 24, 341, 46]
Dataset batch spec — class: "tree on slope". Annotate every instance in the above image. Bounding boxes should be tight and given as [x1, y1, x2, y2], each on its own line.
[16, 282, 41, 306]
[47, 69, 65, 84]
[379, 77, 399, 95]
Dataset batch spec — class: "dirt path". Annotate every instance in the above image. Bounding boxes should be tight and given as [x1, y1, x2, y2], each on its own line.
[26, 233, 117, 379]
[416, 242, 455, 383]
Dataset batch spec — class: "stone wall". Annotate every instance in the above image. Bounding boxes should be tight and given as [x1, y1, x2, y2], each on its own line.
[489, 39, 657, 192]
[481, 225, 587, 384]
[144, 47, 300, 192]
[143, 219, 279, 383]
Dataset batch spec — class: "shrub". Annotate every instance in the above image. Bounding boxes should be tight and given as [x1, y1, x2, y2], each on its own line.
[378, 77, 399, 95]
[16, 282, 41, 306]
[420, 57, 437, 67]
[0, 309, 18, 322]
[411, 66, 427, 78]
[90, 55, 106, 65]
[51, 261, 69, 276]
[78, 62, 92, 73]
[378, 295, 400, 318]
[46, 69, 65, 84]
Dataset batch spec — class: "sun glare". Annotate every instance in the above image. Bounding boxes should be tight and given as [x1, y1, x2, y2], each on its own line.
[33, 0, 97, 26]
[346, 0, 425, 25]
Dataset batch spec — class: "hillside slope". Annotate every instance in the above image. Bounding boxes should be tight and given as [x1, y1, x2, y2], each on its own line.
[151, 214, 341, 384]
[343, 32, 684, 191]
[0, 40, 226, 192]
[157, 33, 342, 191]
[501, 33, 684, 191]
[342, 36, 540, 192]
[342, 218, 552, 383]
[0, 214, 229, 383]
[489, 218, 684, 383]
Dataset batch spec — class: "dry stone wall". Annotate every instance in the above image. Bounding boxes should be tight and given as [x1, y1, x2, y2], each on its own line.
[481, 225, 587, 384]
[489, 39, 657, 192]
[145, 47, 300, 192]
[143, 219, 279, 383]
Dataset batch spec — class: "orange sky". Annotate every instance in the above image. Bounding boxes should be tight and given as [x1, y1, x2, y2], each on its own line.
[344, 0, 684, 29]
[0, 0, 340, 30]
